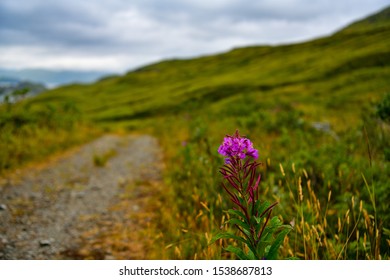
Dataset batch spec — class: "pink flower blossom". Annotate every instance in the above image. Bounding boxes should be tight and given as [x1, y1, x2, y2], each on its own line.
[218, 130, 258, 163]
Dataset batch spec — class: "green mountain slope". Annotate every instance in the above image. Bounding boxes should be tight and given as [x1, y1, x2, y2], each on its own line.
[340, 6, 390, 33]
[26, 6, 390, 131]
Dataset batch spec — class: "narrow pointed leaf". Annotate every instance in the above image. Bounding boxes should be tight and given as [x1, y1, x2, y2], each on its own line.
[209, 232, 247, 246]
[228, 218, 251, 232]
[266, 227, 292, 260]
[227, 209, 248, 223]
[225, 246, 249, 260]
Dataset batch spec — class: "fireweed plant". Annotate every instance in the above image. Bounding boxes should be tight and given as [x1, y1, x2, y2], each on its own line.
[211, 130, 292, 260]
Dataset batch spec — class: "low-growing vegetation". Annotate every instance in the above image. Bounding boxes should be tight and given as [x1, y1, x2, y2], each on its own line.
[0, 98, 100, 173]
[148, 92, 389, 260]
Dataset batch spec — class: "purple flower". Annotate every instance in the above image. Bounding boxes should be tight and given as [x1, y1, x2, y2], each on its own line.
[218, 130, 258, 163]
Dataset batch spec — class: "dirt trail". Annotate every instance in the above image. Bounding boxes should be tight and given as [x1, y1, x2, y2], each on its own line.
[0, 134, 162, 259]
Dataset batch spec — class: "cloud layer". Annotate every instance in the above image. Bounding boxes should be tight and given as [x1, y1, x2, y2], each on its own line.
[0, 0, 389, 72]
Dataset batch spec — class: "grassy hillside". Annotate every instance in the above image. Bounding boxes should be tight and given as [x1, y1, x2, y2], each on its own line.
[25, 6, 389, 130]
[341, 6, 390, 33]
[1, 6, 389, 259]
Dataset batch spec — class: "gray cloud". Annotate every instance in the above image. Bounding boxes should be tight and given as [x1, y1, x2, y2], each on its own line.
[0, 0, 389, 71]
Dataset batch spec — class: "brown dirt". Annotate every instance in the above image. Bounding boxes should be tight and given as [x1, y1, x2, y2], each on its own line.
[0, 134, 163, 259]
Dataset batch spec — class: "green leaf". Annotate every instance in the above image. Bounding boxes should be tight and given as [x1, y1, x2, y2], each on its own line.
[256, 240, 269, 257]
[270, 216, 282, 227]
[258, 217, 282, 239]
[228, 218, 251, 232]
[286, 256, 301, 260]
[209, 232, 247, 246]
[266, 227, 292, 260]
[253, 200, 261, 213]
[246, 248, 257, 260]
[210, 229, 259, 257]
[255, 216, 263, 234]
[261, 227, 274, 241]
[227, 209, 248, 222]
[225, 246, 249, 260]
[257, 201, 270, 216]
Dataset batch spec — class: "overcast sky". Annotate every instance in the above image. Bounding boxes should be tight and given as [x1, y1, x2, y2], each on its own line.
[0, 0, 389, 73]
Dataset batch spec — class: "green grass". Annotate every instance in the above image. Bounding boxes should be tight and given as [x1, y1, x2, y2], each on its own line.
[0, 101, 100, 173]
[93, 149, 117, 167]
[1, 6, 389, 259]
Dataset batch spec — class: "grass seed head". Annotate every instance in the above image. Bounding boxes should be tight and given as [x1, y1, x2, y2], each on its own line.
[279, 163, 285, 177]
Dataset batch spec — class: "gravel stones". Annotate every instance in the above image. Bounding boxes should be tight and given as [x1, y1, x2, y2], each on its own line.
[0, 134, 162, 259]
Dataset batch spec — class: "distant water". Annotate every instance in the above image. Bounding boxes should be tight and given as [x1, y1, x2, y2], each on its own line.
[0, 68, 115, 89]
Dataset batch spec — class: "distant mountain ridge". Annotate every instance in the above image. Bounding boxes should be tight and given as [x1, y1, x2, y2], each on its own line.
[340, 5, 390, 32]
[0, 77, 46, 103]
[0, 68, 112, 88]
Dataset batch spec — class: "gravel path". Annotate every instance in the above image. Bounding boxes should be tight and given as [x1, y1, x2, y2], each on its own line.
[0, 134, 162, 259]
